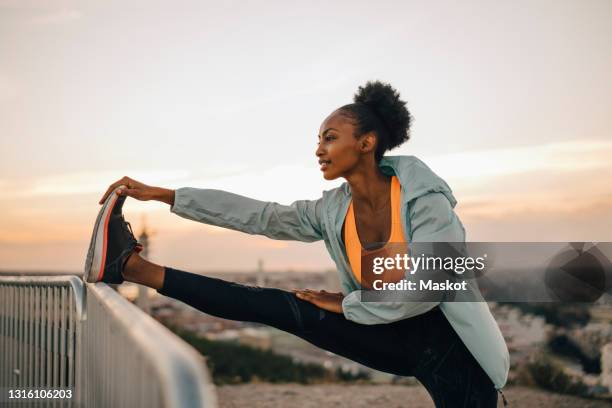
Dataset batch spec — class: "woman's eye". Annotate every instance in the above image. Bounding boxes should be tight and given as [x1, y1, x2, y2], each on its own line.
[317, 135, 335, 145]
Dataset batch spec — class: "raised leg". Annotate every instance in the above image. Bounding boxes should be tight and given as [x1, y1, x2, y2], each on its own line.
[150, 264, 423, 376]
[122, 253, 165, 290]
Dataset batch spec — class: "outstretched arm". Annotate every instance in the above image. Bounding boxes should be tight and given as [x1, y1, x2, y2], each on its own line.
[170, 187, 324, 242]
[99, 177, 325, 242]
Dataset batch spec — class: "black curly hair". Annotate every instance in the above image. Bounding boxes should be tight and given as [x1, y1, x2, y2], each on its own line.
[339, 80, 412, 163]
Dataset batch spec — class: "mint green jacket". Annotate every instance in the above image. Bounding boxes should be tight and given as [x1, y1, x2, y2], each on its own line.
[170, 155, 509, 389]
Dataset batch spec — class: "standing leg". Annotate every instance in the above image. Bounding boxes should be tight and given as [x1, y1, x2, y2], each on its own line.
[411, 308, 499, 408]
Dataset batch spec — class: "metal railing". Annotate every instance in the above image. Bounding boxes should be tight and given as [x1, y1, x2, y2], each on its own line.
[0, 276, 83, 407]
[0, 275, 217, 407]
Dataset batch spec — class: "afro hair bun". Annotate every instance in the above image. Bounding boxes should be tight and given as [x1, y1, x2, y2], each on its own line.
[353, 80, 411, 151]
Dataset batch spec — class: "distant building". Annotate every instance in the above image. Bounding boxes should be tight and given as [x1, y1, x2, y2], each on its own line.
[256, 259, 266, 287]
[135, 217, 152, 314]
[601, 343, 612, 390]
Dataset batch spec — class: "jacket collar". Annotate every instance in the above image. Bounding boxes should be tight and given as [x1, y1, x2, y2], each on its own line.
[379, 155, 457, 208]
[327, 155, 457, 209]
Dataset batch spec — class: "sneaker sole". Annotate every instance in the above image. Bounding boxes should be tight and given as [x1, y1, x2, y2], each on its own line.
[83, 186, 126, 283]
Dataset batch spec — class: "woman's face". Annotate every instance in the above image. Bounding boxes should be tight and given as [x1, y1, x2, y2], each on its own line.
[316, 110, 364, 180]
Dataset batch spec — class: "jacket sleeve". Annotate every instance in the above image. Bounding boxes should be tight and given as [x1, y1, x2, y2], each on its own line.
[170, 187, 325, 242]
[341, 192, 466, 324]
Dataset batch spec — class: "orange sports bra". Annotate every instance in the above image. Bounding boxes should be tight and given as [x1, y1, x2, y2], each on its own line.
[344, 176, 408, 287]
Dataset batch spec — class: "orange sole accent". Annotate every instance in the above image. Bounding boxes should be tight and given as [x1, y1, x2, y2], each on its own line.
[96, 193, 118, 282]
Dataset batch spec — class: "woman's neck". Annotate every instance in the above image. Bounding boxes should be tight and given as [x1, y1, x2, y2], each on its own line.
[345, 161, 392, 212]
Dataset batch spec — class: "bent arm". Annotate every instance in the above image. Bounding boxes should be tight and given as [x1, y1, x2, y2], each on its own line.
[170, 187, 325, 242]
[341, 192, 466, 324]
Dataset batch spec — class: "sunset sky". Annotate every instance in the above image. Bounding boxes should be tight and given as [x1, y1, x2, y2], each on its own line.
[1, 0, 611, 272]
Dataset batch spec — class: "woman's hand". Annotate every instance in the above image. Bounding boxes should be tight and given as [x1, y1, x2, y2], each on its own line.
[292, 289, 344, 314]
[98, 176, 175, 206]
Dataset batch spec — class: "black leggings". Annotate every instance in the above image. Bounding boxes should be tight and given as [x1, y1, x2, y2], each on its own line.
[157, 267, 499, 408]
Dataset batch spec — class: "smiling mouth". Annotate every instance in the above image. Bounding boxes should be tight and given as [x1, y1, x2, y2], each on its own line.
[319, 160, 331, 171]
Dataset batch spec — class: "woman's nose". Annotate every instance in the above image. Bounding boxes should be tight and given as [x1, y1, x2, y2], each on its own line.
[315, 143, 325, 157]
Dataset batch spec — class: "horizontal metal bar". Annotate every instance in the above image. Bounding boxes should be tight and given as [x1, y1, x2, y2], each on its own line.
[0, 276, 85, 321]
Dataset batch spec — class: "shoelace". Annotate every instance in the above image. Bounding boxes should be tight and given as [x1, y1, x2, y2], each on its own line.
[121, 217, 138, 244]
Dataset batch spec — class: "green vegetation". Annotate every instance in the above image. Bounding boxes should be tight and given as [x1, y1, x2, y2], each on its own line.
[516, 353, 588, 396]
[548, 334, 600, 374]
[334, 367, 370, 382]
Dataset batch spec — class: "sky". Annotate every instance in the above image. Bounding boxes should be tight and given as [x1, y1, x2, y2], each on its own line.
[1, 0, 611, 272]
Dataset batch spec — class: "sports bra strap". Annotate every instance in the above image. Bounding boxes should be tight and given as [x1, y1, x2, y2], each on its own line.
[344, 176, 407, 285]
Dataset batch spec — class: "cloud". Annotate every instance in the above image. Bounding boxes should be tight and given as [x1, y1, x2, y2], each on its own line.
[0, 1, 82, 24]
[3, 139, 611, 204]
[0, 169, 192, 198]
[29, 9, 81, 25]
[0, 74, 20, 104]
[427, 140, 612, 186]
[424, 139, 612, 213]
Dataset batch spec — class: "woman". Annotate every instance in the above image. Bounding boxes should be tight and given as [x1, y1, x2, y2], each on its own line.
[89, 81, 509, 407]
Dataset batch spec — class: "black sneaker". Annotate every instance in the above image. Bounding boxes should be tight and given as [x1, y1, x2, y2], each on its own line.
[84, 185, 143, 283]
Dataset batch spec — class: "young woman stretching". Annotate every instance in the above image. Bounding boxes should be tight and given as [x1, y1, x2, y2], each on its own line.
[86, 81, 509, 407]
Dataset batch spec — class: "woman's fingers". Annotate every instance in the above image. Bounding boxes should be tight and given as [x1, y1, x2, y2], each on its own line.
[293, 289, 341, 301]
[292, 289, 343, 313]
[296, 292, 316, 303]
[99, 184, 116, 204]
[294, 290, 313, 299]
[118, 187, 140, 199]
[99, 177, 130, 204]
[293, 289, 334, 295]
[99, 184, 125, 204]
[295, 290, 322, 301]
[98, 177, 155, 204]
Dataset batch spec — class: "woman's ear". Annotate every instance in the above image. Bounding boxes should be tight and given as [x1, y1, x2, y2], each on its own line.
[360, 132, 377, 153]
